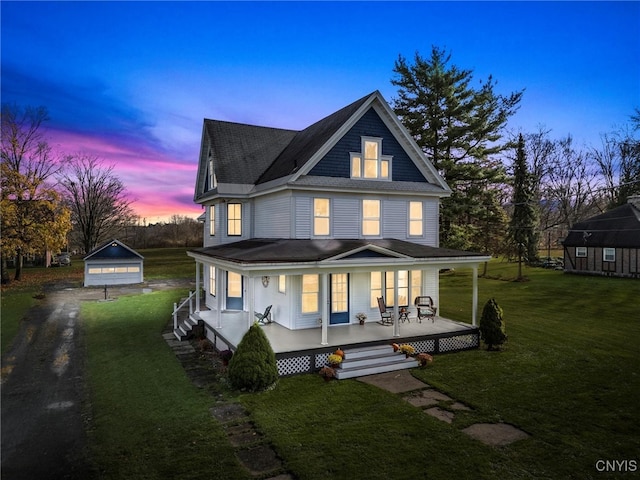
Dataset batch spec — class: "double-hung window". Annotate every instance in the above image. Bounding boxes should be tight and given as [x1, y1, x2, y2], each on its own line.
[409, 201, 423, 236]
[214, 205, 216, 237]
[301, 274, 319, 313]
[603, 248, 615, 262]
[209, 267, 216, 296]
[351, 138, 391, 180]
[313, 198, 330, 236]
[362, 199, 380, 236]
[227, 203, 242, 236]
[576, 246, 587, 257]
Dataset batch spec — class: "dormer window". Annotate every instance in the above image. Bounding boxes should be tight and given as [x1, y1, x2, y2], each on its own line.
[351, 137, 391, 180]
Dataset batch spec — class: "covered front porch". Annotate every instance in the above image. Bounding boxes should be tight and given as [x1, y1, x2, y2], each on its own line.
[198, 309, 479, 376]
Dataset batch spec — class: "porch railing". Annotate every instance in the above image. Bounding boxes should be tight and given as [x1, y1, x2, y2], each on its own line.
[172, 291, 196, 331]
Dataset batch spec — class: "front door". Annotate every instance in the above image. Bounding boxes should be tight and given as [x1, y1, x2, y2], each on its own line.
[226, 272, 243, 310]
[330, 273, 349, 325]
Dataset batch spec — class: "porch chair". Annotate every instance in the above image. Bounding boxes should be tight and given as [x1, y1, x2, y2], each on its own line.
[377, 297, 394, 326]
[414, 296, 437, 323]
[255, 305, 273, 325]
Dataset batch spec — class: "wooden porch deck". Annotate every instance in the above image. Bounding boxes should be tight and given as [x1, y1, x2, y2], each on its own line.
[197, 310, 479, 376]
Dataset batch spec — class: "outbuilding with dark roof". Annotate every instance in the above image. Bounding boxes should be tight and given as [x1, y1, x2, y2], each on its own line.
[83, 239, 144, 287]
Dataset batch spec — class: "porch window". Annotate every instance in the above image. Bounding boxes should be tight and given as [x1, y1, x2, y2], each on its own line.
[209, 267, 216, 296]
[603, 248, 615, 262]
[350, 137, 391, 180]
[409, 201, 423, 236]
[313, 198, 330, 236]
[302, 274, 319, 313]
[278, 275, 286, 294]
[370, 270, 422, 308]
[362, 199, 380, 236]
[227, 203, 242, 236]
[214, 205, 216, 237]
[576, 246, 587, 257]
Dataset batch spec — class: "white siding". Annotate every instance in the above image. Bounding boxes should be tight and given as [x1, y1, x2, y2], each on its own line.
[254, 193, 291, 238]
[425, 199, 439, 246]
[382, 198, 406, 240]
[332, 197, 360, 238]
[293, 196, 312, 239]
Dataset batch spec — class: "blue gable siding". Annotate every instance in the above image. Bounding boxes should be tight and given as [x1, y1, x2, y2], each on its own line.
[90, 243, 141, 259]
[308, 108, 427, 182]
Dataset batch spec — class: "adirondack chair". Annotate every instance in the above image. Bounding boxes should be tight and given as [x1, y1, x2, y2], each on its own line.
[414, 296, 437, 323]
[255, 305, 272, 325]
[377, 297, 394, 326]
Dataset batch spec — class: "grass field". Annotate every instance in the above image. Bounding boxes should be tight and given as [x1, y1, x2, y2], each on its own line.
[2, 249, 639, 479]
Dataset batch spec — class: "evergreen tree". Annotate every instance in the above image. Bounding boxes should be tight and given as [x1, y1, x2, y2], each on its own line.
[391, 47, 523, 250]
[227, 323, 278, 392]
[479, 298, 507, 350]
[508, 134, 539, 277]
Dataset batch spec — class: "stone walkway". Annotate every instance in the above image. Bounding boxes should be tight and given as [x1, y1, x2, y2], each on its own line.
[358, 370, 529, 446]
[163, 333, 293, 479]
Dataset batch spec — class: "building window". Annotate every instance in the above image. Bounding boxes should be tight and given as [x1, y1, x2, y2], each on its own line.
[409, 201, 423, 236]
[209, 205, 215, 236]
[371, 270, 422, 308]
[362, 199, 380, 236]
[301, 274, 319, 313]
[278, 275, 286, 294]
[227, 203, 242, 236]
[208, 154, 217, 190]
[576, 246, 587, 257]
[603, 248, 615, 262]
[350, 137, 391, 180]
[313, 198, 330, 236]
[209, 267, 216, 296]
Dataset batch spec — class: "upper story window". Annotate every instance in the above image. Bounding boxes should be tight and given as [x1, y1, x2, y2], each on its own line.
[227, 203, 242, 236]
[314, 198, 330, 236]
[214, 205, 216, 237]
[362, 199, 380, 236]
[409, 201, 423, 236]
[208, 152, 217, 190]
[351, 137, 391, 180]
[603, 247, 615, 262]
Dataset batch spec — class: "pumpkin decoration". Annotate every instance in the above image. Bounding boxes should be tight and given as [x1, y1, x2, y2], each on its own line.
[334, 348, 345, 358]
[392, 343, 399, 352]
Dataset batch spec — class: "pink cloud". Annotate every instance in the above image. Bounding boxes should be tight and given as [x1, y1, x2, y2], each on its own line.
[48, 128, 203, 222]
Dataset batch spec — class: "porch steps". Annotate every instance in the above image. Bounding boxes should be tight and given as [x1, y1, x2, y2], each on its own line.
[335, 345, 419, 379]
[173, 313, 200, 341]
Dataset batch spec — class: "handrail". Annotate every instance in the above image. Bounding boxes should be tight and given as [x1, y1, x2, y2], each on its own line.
[172, 291, 195, 331]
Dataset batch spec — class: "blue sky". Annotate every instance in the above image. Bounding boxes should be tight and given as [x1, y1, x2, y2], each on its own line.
[2, 1, 638, 221]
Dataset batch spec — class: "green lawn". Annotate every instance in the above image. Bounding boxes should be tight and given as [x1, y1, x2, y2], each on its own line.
[4, 253, 639, 479]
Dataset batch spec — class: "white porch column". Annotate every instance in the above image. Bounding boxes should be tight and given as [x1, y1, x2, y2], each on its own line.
[215, 267, 223, 329]
[321, 273, 329, 345]
[472, 265, 479, 326]
[247, 274, 255, 330]
[393, 271, 400, 337]
[195, 262, 201, 312]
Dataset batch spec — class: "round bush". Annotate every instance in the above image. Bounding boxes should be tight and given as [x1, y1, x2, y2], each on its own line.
[227, 324, 278, 391]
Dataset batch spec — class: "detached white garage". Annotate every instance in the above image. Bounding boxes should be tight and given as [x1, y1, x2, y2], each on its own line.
[83, 239, 144, 287]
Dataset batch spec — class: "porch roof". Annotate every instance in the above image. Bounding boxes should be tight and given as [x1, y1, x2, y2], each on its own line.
[188, 238, 489, 273]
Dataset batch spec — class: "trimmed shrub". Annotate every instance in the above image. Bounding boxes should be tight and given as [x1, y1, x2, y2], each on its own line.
[479, 298, 507, 350]
[227, 323, 278, 391]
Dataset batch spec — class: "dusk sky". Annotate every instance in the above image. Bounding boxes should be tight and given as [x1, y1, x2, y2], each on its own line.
[2, 1, 638, 223]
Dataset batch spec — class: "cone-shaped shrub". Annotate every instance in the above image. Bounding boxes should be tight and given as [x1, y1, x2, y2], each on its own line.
[479, 298, 507, 350]
[228, 323, 279, 391]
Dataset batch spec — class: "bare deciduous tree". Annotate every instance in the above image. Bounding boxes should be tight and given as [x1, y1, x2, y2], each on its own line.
[58, 154, 136, 254]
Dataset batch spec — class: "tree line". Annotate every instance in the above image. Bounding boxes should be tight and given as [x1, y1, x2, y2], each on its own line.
[0, 105, 202, 283]
[2, 46, 638, 283]
[392, 47, 639, 273]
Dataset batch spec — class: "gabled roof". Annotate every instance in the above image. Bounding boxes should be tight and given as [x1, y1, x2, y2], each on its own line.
[563, 203, 640, 248]
[194, 91, 450, 202]
[84, 239, 144, 260]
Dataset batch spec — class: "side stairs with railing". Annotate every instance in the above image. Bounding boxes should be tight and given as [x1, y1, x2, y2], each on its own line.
[172, 291, 201, 341]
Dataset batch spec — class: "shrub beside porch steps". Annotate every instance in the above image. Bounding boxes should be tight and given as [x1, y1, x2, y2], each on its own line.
[334, 345, 419, 379]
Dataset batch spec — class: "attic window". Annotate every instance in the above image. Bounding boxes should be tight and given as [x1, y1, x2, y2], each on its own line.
[351, 137, 391, 180]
